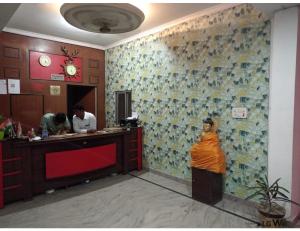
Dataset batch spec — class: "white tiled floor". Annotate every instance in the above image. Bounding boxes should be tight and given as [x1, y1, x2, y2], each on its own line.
[0, 171, 259, 227]
[130, 170, 259, 223]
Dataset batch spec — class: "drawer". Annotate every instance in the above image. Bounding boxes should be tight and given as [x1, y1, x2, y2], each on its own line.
[129, 150, 137, 158]
[3, 173, 22, 188]
[4, 186, 24, 204]
[3, 160, 22, 173]
[129, 141, 137, 149]
[3, 152, 21, 160]
[130, 129, 137, 139]
[128, 159, 138, 171]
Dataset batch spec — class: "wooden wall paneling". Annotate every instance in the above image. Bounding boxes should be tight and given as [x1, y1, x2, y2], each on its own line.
[0, 95, 10, 118]
[3, 47, 19, 59]
[4, 67, 20, 79]
[0, 67, 4, 78]
[89, 68, 100, 84]
[89, 75, 99, 84]
[88, 59, 99, 68]
[0, 32, 105, 132]
[43, 84, 67, 114]
[10, 94, 44, 132]
[22, 80, 47, 94]
[0, 44, 3, 57]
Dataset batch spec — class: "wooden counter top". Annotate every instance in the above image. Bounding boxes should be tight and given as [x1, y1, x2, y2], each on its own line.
[4, 129, 130, 147]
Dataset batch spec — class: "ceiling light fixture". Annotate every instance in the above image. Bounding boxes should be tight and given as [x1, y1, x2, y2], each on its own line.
[60, 3, 145, 34]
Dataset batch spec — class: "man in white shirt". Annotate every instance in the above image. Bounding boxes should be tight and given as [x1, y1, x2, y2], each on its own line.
[72, 104, 97, 133]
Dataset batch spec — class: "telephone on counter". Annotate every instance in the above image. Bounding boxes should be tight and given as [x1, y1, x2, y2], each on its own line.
[120, 112, 139, 128]
[120, 118, 138, 128]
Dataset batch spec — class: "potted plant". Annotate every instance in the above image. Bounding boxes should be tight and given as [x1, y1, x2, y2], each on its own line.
[246, 175, 300, 227]
[0, 115, 4, 140]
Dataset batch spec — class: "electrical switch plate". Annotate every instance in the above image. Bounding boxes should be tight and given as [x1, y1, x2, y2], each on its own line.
[232, 107, 247, 119]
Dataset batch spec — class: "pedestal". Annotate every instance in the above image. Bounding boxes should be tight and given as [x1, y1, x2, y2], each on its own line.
[192, 167, 223, 205]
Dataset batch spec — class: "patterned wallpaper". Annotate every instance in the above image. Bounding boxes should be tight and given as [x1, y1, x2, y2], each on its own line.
[105, 4, 270, 198]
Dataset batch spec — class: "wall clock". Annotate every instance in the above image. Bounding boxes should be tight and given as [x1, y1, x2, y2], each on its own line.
[65, 64, 77, 76]
[39, 55, 51, 67]
[61, 46, 80, 78]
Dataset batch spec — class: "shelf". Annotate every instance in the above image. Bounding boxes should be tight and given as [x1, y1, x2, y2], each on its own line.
[3, 157, 22, 162]
[3, 184, 22, 191]
[129, 148, 137, 152]
[3, 171, 22, 177]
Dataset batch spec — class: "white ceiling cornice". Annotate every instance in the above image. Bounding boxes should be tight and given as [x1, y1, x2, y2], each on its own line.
[105, 3, 241, 49]
[2, 27, 106, 50]
[3, 3, 241, 51]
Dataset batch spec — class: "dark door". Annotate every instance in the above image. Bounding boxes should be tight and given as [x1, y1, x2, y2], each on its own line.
[115, 90, 131, 125]
[67, 85, 97, 130]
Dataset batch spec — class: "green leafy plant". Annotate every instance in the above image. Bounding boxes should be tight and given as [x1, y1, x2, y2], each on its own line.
[0, 115, 4, 130]
[246, 176, 300, 217]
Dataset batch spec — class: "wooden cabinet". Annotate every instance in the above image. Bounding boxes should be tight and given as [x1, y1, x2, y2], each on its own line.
[0, 140, 31, 206]
[128, 127, 143, 171]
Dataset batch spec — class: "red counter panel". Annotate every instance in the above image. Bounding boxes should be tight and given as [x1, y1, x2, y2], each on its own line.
[46, 143, 116, 179]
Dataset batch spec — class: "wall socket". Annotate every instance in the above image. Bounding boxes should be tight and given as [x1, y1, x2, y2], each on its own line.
[232, 107, 247, 119]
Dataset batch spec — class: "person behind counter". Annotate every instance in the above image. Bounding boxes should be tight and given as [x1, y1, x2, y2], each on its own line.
[40, 112, 71, 135]
[72, 104, 97, 133]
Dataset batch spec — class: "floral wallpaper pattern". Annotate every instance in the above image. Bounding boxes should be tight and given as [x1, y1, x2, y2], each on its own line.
[105, 4, 270, 198]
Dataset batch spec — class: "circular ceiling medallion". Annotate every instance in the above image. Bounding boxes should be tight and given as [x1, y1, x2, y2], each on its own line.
[60, 3, 145, 34]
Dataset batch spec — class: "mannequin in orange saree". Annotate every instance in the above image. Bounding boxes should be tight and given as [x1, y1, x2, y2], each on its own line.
[190, 118, 226, 174]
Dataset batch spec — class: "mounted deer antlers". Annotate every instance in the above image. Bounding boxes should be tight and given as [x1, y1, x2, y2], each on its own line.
[61, 46, 79, 61]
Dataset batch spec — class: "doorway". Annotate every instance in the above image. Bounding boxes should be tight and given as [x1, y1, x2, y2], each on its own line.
[67, 85, 97, 130]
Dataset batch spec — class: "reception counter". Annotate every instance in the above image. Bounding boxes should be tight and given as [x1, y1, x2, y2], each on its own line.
[0, 128, 142, 208]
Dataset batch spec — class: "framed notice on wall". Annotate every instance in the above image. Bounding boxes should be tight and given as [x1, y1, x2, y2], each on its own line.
[8, 79, 20, 94]
[29, 51, 82, 83]
[50, 85, 61, 96]
[0, 80, 7, 94]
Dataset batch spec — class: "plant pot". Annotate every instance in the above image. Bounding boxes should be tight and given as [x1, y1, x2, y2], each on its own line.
[0, 130, 4, 140]
[257, 203, 286, 227]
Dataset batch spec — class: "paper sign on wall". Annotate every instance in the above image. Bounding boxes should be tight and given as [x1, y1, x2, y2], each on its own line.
[232, 107, 247, 119]
[0, 80, 7, 94]
[8, 79, 20, 94]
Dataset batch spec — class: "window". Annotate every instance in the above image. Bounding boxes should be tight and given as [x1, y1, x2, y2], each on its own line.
[115, 90, 132, 125]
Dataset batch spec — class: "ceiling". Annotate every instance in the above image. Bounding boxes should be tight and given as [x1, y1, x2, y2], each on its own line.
[0, 4, 20, 31]
[1, 3, 298, 50]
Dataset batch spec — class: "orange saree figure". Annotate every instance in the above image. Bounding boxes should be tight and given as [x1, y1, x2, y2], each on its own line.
[190, 118, 226, 174]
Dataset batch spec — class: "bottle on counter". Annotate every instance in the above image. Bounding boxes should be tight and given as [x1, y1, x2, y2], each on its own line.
[41, 128, 48, 139]
[31, 128, 36, 137]
[28, 128, 36, 141]
[16, 122, 22, 138]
